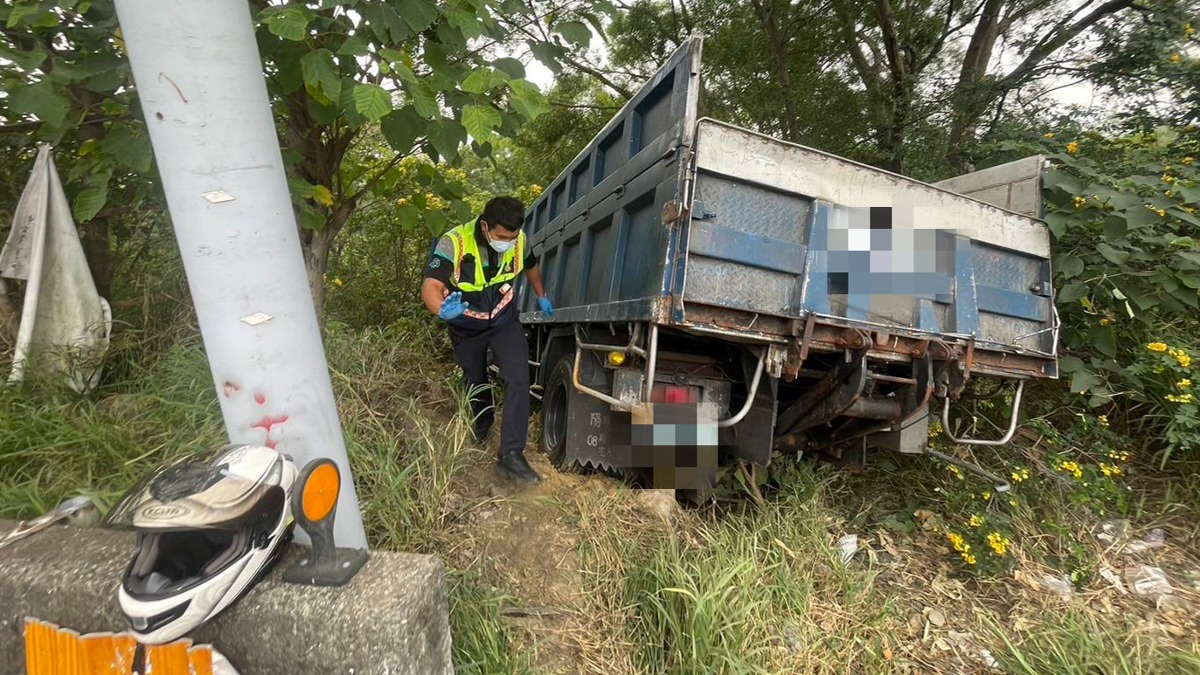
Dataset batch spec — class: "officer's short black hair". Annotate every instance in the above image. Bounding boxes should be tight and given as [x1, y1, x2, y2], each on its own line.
[481, 196, 525, 233]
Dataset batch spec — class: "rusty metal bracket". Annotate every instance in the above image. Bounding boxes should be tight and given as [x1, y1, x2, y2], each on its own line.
[776, 350, 868, 436]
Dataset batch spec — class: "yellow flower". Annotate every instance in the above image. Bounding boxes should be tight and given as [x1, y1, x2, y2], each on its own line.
[969, 515, 984, 528]
[1163, 174, 1177, 184]
[1044, 132, 1056, 139]
[332, 277, 343, 287]
[1170, 349, 1192, 369]
[987, 532, 1011, 557]
[1058, 460, 1083, 479]
[983, 491, 992, 501]
[1148, 342, 1169, 353]
[1171, 53, 1182, 63]
[1073, 195, 1088, 208]
[1179, 379, 1194, 389]
[1099, 317, 1114, 326]
[1008, 499, 1018, 507]
[1099, 463, 1123, 477]
[1188, 22, 1196, 37]
[397, 197, 410, 206]
[1066, 141, 1079, 155]
[1098, 414, 1109, 427]
[1144, 205, 1168, 218]
[1184, 157, 1196, 166]
[1166, 393, 1196, 404]
[1010, 467, 1031, 483]
[946, 532, 968, 553]
[963, 553, 977, 565]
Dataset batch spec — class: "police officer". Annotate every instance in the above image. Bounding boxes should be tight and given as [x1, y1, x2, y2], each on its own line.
[421, 196, 553, 485]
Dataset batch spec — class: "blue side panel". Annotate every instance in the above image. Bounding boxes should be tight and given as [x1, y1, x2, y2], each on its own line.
[687, 221, 807, 275]
[800, 203, 831, 315]
[976, 285, 1048, 322]
[953, 235, 980, 336]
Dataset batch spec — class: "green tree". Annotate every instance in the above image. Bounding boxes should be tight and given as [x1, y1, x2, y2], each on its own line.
[1, 0, 612, 318]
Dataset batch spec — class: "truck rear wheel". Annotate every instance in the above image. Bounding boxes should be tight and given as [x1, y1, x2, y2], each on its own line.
[541, 354, 577, 471]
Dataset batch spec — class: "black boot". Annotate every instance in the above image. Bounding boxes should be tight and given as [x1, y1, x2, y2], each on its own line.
[496, 448, 541, 485]
[472, 421, 492, 445]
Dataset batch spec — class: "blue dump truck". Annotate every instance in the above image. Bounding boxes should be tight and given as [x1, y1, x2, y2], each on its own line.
[517, 37, 1059, 490]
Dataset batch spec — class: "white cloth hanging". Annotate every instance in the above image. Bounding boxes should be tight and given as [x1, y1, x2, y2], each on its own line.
[1, 144, 112, 393]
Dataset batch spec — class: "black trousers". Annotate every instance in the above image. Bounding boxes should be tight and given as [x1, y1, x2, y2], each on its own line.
[449, 319, 530, 457]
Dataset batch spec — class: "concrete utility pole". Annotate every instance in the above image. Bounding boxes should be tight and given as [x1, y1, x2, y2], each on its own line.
[112, 0, 368, 549]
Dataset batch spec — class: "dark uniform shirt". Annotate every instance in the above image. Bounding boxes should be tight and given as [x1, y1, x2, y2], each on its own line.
[425, 219, 537, 333]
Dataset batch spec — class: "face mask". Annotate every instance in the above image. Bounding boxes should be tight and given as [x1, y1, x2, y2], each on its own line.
[485, 227, 516, 254]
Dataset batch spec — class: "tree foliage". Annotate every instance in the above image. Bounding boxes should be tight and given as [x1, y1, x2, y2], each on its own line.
[603, 0, 1197, 178]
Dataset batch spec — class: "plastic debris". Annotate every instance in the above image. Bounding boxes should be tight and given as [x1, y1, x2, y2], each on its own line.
[934, 630, 1001, 671]
[837, 534, 858, 564]
[0, 496, 96, 550]
[1099, 566, 1128, 594]
[1041, 574, 1075, 601]
[1126, 528, 1166, 554]
[1094, 519, 1130, 547]
[1125, 565, 1174, 597]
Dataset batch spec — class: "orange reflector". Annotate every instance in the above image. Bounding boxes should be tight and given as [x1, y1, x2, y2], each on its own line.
[302, 462, 340, 522]
[147, 640, 191, 673]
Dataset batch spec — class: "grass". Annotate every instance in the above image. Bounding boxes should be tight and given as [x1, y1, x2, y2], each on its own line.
[2, 298, 1200, 673]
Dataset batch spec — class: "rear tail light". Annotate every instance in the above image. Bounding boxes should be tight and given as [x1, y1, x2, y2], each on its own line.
[651, 383, 700, 404]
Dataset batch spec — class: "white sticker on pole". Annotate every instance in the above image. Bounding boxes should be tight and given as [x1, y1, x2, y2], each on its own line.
[203, 190, 237, 204]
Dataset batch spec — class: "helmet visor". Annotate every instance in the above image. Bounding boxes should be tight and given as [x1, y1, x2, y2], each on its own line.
[107, 444, 285, 531]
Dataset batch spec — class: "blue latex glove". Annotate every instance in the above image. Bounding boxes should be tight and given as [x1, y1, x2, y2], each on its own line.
[439, 292, 469, 321]
[538, 296, 555, 318]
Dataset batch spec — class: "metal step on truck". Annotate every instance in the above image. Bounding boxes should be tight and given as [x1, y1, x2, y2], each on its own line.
[516, 36, 1059, 493]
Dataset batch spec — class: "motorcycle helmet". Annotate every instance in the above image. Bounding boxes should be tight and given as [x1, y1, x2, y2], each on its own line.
[106, 443, 297, 644]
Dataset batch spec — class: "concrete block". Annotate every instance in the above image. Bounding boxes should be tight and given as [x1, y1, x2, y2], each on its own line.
[0, 520, 453, 674]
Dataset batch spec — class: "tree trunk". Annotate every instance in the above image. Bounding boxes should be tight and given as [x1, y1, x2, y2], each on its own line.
[946, 0, 1006, 174]
[749, 0, 801, 142]
[69, 86, 116, 299]
[304, 226, 334, 330]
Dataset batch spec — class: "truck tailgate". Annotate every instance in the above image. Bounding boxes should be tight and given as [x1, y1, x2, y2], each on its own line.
[678, 119, 1057, 375]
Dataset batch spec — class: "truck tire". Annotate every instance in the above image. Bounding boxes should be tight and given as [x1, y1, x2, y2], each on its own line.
[541, 354, 578, 472]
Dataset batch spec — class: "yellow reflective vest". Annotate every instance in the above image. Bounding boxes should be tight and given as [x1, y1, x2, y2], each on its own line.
[444, 221, 526, 323]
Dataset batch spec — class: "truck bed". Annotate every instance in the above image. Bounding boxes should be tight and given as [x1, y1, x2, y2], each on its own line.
[519, 38, 1058, 381]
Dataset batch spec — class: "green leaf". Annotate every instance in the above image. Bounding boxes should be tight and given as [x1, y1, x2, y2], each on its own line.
[8, 81, 69, 128]
[492, 57, 525, 80]
[399, 0, 440, 33]
[1058, 355, 1086, 373]
[426, 117, 466, 162]
[408, 80, 439, 119]
[337, 78, 365, 129]
[353, 83, 392, 122]
[336, 35, 370, 57]
[527, 40, 564, 74]
[1092, 325, 1117, 358]
[1103, 215, 1127, 240]
[1096, 243, 1131, 266]
[300, 49, 341, 104]
[102, 126, 153, 173]
[1178, 250, 1200, 267]
[461, 104, 501, 141]
[396, 204, 419, 229]
[73, 172, 111, 223]
[0, 43, 46, 71]
[6, 1, 42, 28]
[507, 79, 547, 120]
[447, 9, 483, 40]
[461, 67, 497, 94]
[555, 20, 591, 47]
[297, 201, 326, 231]
[265, 7, 310, 41]
[1058, 282, 1088, 303]
[1054, 253, 1084, 279]
[1044, 212, 1069, 239]
[1069, 369, 1102, 394]
[381, 106, 424, 155]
